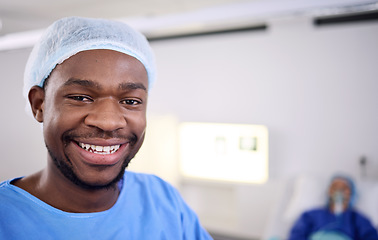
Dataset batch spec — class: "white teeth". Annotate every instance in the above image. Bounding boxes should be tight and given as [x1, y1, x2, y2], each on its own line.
[78, 143, 121, 154]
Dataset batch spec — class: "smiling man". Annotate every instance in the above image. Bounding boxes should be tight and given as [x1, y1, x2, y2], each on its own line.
[0, 17, 212, 239]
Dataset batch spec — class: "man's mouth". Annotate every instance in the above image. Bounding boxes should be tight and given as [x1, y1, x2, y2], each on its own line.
[78, 143, 121, 155]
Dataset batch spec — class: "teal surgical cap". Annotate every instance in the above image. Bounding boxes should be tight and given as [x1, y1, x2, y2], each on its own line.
[23, 16, 156, 102]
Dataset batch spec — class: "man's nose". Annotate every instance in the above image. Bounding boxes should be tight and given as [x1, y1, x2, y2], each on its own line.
[84, 98, 126, 131]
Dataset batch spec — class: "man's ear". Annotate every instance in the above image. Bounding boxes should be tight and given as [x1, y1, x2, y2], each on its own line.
[28, 86, 45, 123]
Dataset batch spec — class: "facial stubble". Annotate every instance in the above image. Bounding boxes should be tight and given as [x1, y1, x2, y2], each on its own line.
[46, 144, 131, 191]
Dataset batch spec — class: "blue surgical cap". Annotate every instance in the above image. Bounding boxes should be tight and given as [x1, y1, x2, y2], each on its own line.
[23, 16, 156, 103]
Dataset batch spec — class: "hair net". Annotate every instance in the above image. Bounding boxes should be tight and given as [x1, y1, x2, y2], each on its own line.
[23, 16, 156, 107]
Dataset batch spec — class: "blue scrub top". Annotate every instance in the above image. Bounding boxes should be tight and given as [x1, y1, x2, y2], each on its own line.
[0, 171, 213, 240]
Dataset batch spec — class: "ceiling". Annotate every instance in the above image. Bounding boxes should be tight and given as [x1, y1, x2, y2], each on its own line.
[0, 0, 251, 35]
[0, 0, 377, 40]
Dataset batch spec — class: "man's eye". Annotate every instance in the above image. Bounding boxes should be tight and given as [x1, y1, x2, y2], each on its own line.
[121, 99, 141, 105]
[67, 95, 92, 102]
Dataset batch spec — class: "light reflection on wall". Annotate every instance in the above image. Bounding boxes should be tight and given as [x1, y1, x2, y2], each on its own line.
[179, 122, 269, 183]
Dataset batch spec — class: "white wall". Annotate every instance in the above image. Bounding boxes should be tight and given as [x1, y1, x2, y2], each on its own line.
[0, 48, 46, 180]
[148, 17, 378, 181]
[1, 16, 378, 239]
[146, 16, 378, 238]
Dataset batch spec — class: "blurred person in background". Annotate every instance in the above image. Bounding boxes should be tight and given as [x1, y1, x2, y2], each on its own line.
[288, 174, 378, 240]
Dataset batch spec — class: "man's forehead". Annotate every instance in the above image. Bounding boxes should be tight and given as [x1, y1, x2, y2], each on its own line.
[48, 49, 150, 93]
[331, 178, 350, 188]
[45, 50, 148, 92]
[62, 49, 143, 64]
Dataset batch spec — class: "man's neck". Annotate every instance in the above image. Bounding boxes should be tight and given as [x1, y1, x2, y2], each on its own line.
[12, 165, 120, 213]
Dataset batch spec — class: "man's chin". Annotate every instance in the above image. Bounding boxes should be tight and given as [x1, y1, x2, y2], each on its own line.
[61, 161, 128, 191]
[47, 145, 129, 191]
[77, 170, 126, 191]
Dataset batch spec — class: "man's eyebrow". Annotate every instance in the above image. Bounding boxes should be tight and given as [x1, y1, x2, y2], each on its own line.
[119, 82, 147, 92]
[63, 78, 147, 92]
[63, 78, 101, 89]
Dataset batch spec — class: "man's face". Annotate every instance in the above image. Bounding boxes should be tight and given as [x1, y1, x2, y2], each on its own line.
[38, 49, 148, 190]
[328, 178, 352, 206]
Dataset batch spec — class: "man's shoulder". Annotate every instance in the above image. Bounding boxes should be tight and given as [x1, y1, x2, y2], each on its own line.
[300, 207, 329, 218]
[0, 179, 7, 189]
[348, 207, 375, 222]
[0, 178, 26, 209]
[124, 171, 176, 192]
[0, 178, 18, 194]
[123, 171, 181, 203]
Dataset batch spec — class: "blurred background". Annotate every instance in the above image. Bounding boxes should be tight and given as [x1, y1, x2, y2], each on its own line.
[1, 0, 378, 239]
